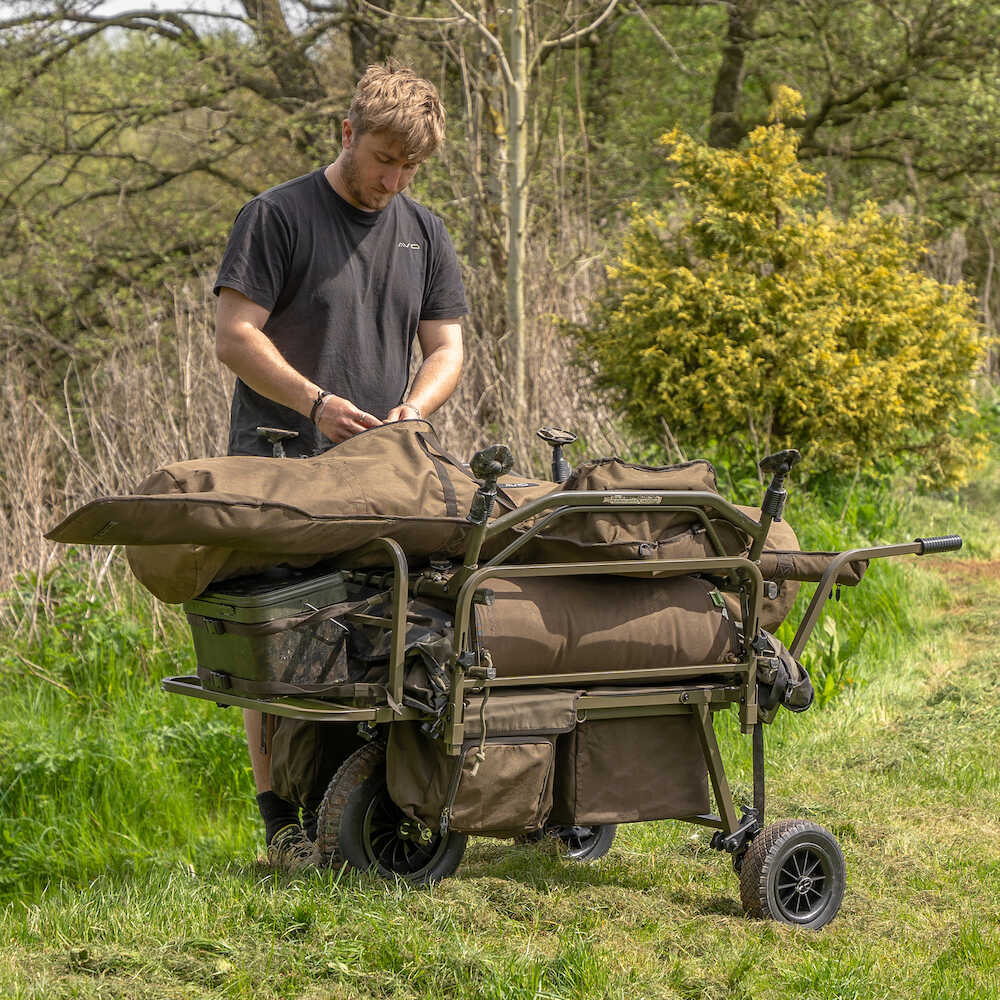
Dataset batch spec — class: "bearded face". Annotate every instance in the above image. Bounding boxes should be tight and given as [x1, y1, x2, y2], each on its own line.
[336, 127, 421, 211]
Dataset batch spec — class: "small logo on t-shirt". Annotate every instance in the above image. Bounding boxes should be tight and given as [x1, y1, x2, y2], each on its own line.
[397, 241, 421, 250]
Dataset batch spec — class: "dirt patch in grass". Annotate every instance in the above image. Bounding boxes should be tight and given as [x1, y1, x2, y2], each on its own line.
[923, 557, 1000, 582]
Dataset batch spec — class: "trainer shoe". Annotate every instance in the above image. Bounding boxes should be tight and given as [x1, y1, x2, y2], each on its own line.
[265, 823, 318, 873]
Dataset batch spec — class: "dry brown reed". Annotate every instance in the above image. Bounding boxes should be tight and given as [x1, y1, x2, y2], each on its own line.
[2, 262, 632, 623]
[2, 280, 232, 629]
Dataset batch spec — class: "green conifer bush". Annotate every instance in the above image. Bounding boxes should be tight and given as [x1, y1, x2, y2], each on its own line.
[572, 93, 984, 483]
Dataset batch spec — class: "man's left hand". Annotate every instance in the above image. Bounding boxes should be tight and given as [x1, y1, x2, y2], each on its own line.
[386, 403, 423, 422]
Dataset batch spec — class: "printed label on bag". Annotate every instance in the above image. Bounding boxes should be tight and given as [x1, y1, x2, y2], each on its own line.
[601, 494, 663, 505]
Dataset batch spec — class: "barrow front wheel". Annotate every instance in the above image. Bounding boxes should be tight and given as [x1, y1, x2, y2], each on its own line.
[739, 819, 845, 930]
[316, 742, 467, 885]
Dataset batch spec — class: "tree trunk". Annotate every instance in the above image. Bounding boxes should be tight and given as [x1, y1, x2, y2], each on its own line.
[708, 0, 756, 149]
[507, 0, 528, 424]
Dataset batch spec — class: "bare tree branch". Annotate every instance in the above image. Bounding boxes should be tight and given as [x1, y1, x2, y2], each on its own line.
[534, 0, 620, 66]
[627, 0, 692, 75]
[440, 0, 515, 87]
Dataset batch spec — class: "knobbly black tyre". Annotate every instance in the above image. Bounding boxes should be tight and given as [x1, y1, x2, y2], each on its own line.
[315, 741, 467, 885]
[739, 819, 846, 930]
[550, 824, 617, 861]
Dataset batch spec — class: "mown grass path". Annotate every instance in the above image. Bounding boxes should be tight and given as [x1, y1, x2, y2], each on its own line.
[2, 555, 999, 1000]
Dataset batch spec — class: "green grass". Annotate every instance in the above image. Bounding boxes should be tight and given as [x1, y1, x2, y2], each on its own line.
[2, 463, 999, 999]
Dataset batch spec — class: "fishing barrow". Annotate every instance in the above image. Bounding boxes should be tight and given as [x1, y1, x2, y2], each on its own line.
[163, 437, 962, 930]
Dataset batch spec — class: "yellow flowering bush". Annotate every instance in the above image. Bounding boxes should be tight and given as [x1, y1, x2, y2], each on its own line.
[574, 115, 985, 483]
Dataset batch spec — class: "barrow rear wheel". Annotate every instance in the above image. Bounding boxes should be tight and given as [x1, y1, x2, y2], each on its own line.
[315, 742, 467, 885]
[739, 819, 846, 930]
[550, 824, 618, 861]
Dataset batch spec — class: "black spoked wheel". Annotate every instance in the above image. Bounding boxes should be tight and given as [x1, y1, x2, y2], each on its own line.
[739, 819, 846, 930]
[549, 824, 617, 862]
[316, 742, 467, 885]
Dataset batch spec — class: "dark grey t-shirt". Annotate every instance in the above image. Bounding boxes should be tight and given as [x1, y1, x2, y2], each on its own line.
[214, 169, 468, 457]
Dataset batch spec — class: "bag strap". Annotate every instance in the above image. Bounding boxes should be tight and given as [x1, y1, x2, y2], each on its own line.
[415, 429, 518, 513]
[415, 431, 460, 517]
[186, 594, 385, 638]
[196, 667, 398, 706]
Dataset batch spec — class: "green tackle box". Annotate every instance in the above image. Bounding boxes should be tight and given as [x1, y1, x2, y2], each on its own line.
[183, 566, 353, 695]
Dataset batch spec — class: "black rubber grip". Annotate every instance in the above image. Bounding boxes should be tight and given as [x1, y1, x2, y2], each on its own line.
[915, 535, 963, 554]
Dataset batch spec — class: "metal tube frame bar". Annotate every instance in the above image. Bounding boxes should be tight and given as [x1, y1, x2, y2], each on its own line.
[789, 541, 922, 659]
[484, 489, 763, 542]
[480, 502, 733, 573]
[372, 537, 409, 709]
[692, 702, 740, 834]
[160, 675, 425, 723]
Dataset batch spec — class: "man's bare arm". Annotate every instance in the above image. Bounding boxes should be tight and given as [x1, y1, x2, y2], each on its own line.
[215, 287, 381, 442]
[386, 318, 464, 422]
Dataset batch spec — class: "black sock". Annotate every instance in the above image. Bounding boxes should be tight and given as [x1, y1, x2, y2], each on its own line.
[256, 791, 300, 845]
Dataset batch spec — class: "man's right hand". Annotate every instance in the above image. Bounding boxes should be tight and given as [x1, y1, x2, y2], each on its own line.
[316, 394, 383, 443]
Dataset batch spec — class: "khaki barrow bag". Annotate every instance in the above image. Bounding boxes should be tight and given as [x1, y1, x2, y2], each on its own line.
[474, 575, 740, 678]
[387, 689, 582, 835]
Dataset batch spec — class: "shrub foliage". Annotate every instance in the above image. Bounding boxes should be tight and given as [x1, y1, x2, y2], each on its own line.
[573, 105, 985, 482]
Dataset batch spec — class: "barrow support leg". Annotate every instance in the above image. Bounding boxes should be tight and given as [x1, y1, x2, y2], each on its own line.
[693, 704, 764, 860]
[693, 704, 740, 835]
[753, 722, 765, 826]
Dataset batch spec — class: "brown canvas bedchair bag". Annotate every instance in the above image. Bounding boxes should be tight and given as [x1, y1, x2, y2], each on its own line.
[45, 421, 867, 632]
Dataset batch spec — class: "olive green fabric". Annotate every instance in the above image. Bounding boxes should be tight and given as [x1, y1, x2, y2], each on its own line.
[758, 549, 869, 585]
[270, 717, 366, 814]
[475, 575, 740, 679]
[549, 710, 710, 825]
[498, 457, 721, 564]
[386, 689, 580, 834]
[755, 630, 814, 723]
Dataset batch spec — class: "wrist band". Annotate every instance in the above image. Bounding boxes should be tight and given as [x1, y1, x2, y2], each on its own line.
[405, 403, 422, 419]
[314, 394, 333, 425]
[309, 389, 332, 424]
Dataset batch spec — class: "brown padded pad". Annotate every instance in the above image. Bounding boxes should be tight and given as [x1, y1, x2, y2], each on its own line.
[475, 575, 739, 678]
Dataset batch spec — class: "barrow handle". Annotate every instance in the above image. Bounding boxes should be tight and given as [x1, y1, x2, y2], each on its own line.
[915, 535, 963, 554]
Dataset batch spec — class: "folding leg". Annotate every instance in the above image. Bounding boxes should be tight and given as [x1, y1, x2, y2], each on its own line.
[692, 703, 740, 834]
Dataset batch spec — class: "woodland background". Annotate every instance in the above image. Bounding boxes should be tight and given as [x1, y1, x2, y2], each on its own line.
[2, 0, 1000, 592]
[2, 7, 1000, 997]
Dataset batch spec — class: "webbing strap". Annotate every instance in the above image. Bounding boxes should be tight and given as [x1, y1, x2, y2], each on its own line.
[196, 666, 390, 702]
[187, 594, 379, 637]
[415, 432, 460, 517]
[416, 430, 520, 514]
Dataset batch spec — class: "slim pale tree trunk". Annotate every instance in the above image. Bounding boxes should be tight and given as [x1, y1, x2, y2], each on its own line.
[507, 0, 528, 424]
[442, 0, 618, 428]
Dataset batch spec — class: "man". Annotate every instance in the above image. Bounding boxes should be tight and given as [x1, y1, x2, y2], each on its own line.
[213, 61, 467, 870]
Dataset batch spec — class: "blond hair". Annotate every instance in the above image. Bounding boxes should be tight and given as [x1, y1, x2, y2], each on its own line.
[348, 60, 445, 161]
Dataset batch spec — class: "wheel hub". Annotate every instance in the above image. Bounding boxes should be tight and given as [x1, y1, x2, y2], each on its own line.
[775, 845, 828, 918]
[795, 875, 815, 894]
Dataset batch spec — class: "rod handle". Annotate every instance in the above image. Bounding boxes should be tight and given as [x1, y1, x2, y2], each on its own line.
[915, 535, 963, 554]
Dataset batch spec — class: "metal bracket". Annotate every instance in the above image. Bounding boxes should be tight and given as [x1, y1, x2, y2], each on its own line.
[709, 806, 761, 855]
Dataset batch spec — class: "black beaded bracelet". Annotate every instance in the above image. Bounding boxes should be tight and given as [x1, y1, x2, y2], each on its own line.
[309, 389, 332, 424]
